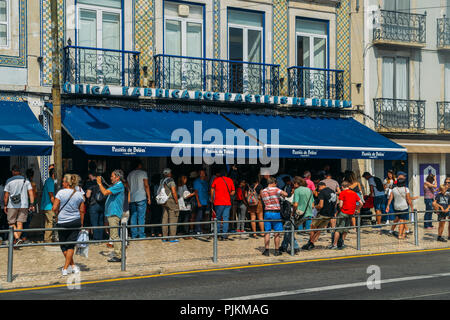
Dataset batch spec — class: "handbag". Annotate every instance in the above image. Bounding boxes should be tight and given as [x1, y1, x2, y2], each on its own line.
[291, 190, 313, 227]
[10, 179, 26, 205]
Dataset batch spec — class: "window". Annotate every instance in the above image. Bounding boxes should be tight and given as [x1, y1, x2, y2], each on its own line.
[0, 0, 8, 47]
[76, 0, 121, 84]
[384, 0, 410, 12]
[163, 1, 203, 90]
[445, 63, 450, 101]
[382, 57, 409, 100]
[295, 18, 327, 69]
[228, 9, 263, 94]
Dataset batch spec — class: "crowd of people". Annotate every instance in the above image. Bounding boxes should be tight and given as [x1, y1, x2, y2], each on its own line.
[1, 161, 450, 275]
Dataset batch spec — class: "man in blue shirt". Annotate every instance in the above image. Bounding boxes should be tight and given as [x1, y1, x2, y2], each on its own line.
[193, 169, 209, 234]
[97, 169, 124, 263]
[41, 168, 56, 242]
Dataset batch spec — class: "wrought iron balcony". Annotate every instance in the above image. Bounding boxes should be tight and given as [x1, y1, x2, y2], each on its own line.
[437, 18, 450, 49]
[374, 98, 425, 132]
[287, 66, 344, 100]
[373, 10, 426, 46]
[437, 102, 450, 132]
[154, 54, 279, 96]
[63, 45, 140, 87]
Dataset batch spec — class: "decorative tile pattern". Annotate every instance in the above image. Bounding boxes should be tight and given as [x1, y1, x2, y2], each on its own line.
[336, 0, 351, 101]
[135, 0, 154, 83]
[0, 0, 26, 67]
[40, 109, 51, 183]
[273, 0, 288, 96]
[41, 0, 65, 86]
[0, 93, 24, 102]
[213, 0, 220, 59]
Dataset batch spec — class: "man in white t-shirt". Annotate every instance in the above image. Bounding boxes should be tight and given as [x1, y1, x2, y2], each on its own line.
[127, 160, 151, 239]
[3, 165, 35, 246]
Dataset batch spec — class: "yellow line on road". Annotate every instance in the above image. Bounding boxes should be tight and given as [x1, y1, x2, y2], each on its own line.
[1, 247, 450, 294]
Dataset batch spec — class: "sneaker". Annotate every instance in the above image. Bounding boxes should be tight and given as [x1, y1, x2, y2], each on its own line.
[169, 239, 179, 243]
[108, 256, 122, 263]
[338, 244, 347, 250]
[67, 265, 73, 273]
[405, 230, 413, 235]
[437, 236, 447, 242]
[72, 265, 80, 274]
[14, 239, 23, 246]
[279, 247, 287, 253]
[61, 268, 68, 276]
[294, 248, 300, 254]
[262, 249, 270, 256]
[328, 245, 339, 250]
[301, 242, 312, 250]
[274, 250, 282, 256]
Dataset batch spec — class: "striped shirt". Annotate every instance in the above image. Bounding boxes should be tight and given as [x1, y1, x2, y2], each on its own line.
[261, 187, 283, 211]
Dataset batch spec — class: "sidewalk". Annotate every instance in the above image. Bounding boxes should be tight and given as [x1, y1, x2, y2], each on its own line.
[1, 224, 449, 290]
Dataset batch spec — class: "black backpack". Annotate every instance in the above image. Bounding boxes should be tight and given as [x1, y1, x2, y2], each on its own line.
[280, 200, 293, 221]
[93, 185, 106, 204]
[373, 177, 384, 193]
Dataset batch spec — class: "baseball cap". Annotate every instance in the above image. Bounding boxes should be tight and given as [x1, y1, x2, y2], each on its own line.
[397, 171, 407, 177]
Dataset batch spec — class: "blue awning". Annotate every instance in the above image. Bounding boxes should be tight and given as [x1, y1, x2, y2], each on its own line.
[0, 101, 53, 156]
[56, 105, 262, 157]
[223, 113, 407, 160]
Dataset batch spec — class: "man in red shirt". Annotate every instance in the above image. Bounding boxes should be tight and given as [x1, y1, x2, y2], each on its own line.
[331, 181, 361, 249]
[211, 170, 235, 240]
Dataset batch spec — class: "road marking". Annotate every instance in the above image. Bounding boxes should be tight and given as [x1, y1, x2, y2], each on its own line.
[1, 247, 450, 294]
[223, 272, 450, 300]
[395, 291, 450, 300]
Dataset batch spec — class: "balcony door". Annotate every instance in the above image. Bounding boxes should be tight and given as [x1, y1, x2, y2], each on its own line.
[382, 57, 410, 127]
[164, 1, 203, 90]
[77, 0, 121, 85]
[228, 9, 263, 94]
[295, 18, 327, 98]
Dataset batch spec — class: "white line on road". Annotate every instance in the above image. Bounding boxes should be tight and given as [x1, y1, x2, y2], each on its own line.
[394, 291, 450, 300]
[223, 272, 450, 300]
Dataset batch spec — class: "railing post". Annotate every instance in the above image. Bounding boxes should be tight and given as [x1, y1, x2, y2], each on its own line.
[414, 210, 419, 246]
[213, 218, 218, 263]
[121, 222, 127, 271]
[7, 226, 14, 282]
[290, 221, 295, 256]
[357, 214, 361, 251]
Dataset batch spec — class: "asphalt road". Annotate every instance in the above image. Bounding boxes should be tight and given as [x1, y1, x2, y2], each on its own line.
[1, 249, 450, 300]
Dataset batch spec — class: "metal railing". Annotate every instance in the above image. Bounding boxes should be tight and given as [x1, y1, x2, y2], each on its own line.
[63, 45, 140, 87]
[287, 66, 344, 100]
[437, 18, 450, 48]
[373, 98, 426, 131]
[0, 210, 442, 283]
[373, 10, 426, 44]
[437, 101, 450, 132]
[154, 54, 280, 96]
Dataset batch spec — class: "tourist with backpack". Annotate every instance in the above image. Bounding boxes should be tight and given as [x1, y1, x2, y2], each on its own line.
[245, 177, 264, 238]
[85, 171, 106, 241]
[363, 172, 385, 228]
[156, 168, 179, 242]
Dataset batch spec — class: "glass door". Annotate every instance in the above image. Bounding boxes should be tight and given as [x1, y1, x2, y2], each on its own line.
[164, 1, 203, 90]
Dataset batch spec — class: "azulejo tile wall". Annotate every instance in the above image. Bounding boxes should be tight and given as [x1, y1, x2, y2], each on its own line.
[273, 0, 288, 96]
[0, 0, 26, 68]
[213, 0, 220, 59]
[41, 0, 65, 86]
[336, 0, 351, 101]
[135, 0, 154, 84]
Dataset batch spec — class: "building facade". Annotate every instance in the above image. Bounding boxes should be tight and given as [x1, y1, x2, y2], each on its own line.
[363, 0, 450, 209]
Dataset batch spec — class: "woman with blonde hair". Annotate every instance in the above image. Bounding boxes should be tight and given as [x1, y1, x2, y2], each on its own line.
[52, 174, 85, 276]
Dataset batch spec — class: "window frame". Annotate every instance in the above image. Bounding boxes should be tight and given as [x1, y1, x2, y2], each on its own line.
[0, 0, 9, 49]
[294, 17, 329, 70]
[382, 56, 410, 100]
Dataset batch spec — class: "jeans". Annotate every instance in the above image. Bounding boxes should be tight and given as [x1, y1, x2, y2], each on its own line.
[178, 210, 191, 234]
[194, 206, 207, 233]
[215, 205, 231, 238]
[281, 222, 300, 251]
[130, 200, 147, 238]
[89, 203, 105, 240]
[237, 202, 247, 231]
[424, 199, 434, 228]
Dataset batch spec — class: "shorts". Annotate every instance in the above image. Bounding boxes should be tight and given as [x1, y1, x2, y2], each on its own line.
[438, 211, 449, 221]
[312, 215, 332, 229]
[374, 196, 386, 212]
[264, 211, 283, 232]
[248, 201, 263, 215]
[56, 219, 81, 252]
[394, 209, 409, 220]
[6, 208, 28, 225]
[336, 212, 352, 233]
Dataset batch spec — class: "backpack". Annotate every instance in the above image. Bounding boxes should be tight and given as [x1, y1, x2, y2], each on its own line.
[373, 177, 384, 193]
[280, 199, 293, 221]
[93, 185, 106, 204]
[246, 185, 259, 206]
[156, 178, 170, 205]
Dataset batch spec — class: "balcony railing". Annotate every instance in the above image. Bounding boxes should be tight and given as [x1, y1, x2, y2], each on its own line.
[437, 18, 450, 48]
[154, 54, 280, 96]
[373, 10, 426, 45]
[374, 98, 425, 131]
[287, 66, 344, 100]
[437, 102, 450, 132]
[63, 46, 140, 87]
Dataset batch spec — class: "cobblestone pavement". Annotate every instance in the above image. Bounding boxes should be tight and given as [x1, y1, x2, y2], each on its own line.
[0, 222, 449, 290]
